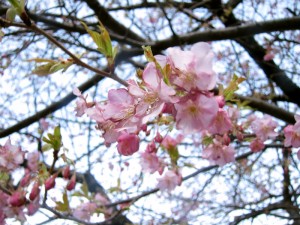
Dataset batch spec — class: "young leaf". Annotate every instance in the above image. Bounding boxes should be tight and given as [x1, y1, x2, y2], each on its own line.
[28, 58, 74, 76]
[223, 74, 246, 101]
[32, 62, 56, 76]
[55, 191, 69, 212]
[6, 7, 17, 22]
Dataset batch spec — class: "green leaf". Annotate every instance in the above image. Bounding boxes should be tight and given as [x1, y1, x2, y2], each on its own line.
[81, 21, 115, 67]
[142, 46, 155, 62]
[7, 0, 23, 15]
[38, 163, 50, 183]
[55, 191, 69, 212]
[142, 45, 171, 85]
[81, 182, 89, 197]
[31, 62, 57, 76]
[168, 146, 179, 166]
[28, 57, 74, 76]
[0, 172, 9, 182]
[202, 135, 213, 146]
[6, 7, 17, 22]
[223, 74, 246, 101]
[42, 126, 62, 151]
[42, 143, 53, 152]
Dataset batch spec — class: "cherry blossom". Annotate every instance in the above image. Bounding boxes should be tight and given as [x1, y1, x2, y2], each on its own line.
[250, 138, 265, 152]
[251, 115, 278, 141]
[103, 88, 136, 121]
[202, 138, 235, 166]
[73, 88, 94, 117]
[27, 151, 40, 172]
[167, 42, 216, 91]
[284, 125, 300, 148]
[283, 115, 300, 148]
[0, 139, 24, 172]
[175, 93, 218, 133]
[73, 202, 97, 221]
[157, 170, 182, 192]
[208, 108, 232, 135]
[140, 151, 164, 174]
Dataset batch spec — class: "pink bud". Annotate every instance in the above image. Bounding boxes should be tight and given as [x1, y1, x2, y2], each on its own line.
[8, 192, 26, 207]
[66, 174, 76, 191]
[29, 182, 40, 201]
[117, 133, 140, 156]
[20, 169, 31, 187]
[141, 124, 147, 132]
[222, 133, 231, 146]
[263, 52, 275, 61]
[215, 95, 225, 108]
[154, 132, 163, 143]
[45, 175, 56, 190]
[146, 141, 156, 153]
[62, 165, 70, 179]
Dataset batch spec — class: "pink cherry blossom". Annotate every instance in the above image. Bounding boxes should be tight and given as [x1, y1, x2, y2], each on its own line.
[250, 138, 265, 152]
[157, 170, 182, 192]
[73, 88, 94, 117]
[208, 108, 232, 135]
[167, 42, 216, 91]
[284, 125, 300, 148]
[128, 63, 176, 124]
[117, 132, 140, 156]
[39, 118, 49, 131]
[27, 198, 40, 216]
[145, 141, 157, 153]
[73, 202, 97, 221]
[140, 151, 164, 174]
[284, 115, 300, 148]
[161, 134, 183, 150]
[27, 151, 40, 172]
[0, 139, 24, 172]
[175, 93, 218, 133]
[103, 88, 136, 121]
[202, 140, 235, 166]
[85, 103, 105, 123]
[251, 115, 278, 141]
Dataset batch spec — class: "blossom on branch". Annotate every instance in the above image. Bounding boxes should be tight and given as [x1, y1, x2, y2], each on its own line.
[202, 137, 235, 166]
[284, 115, 300, 148]
[0, 139, 24, 172]
[157, 170, 182, 192]
[167, 42, 216, 91]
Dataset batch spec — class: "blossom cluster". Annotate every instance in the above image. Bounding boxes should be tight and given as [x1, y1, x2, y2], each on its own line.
[74, 42, 236, 191]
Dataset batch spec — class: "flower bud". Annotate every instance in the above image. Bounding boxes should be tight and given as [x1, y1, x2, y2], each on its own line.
[62, 165, 70, 179]
[29, 182, 40, 201]
[45, 175, 56, 190]
[66, 174, 76, 191]
[8, 192, 26, 207]
[20, 169, 31, 187]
